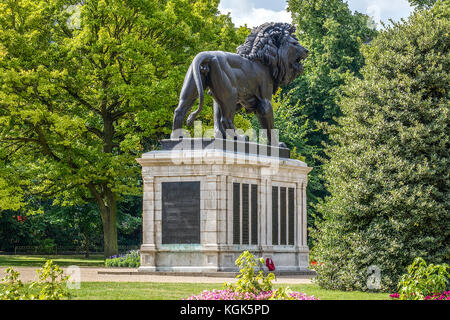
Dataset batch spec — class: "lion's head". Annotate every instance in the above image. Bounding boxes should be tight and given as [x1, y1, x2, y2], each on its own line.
[237, 22, 308, 92]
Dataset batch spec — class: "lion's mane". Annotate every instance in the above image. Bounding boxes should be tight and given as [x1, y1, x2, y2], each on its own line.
[237, 22, 298, 90]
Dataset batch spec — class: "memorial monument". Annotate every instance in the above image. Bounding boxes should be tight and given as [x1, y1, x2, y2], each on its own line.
[137, 22, 313, 273]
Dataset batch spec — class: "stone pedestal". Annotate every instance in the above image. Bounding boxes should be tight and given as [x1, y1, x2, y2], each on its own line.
[136, 139, 312, 273]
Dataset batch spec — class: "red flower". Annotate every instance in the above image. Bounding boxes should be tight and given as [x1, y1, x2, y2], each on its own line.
[266, 258, 275, 271]
[14, 216, 27, 223]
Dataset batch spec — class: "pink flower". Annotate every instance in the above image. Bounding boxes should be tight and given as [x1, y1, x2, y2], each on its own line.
[183, 289, 319, 300]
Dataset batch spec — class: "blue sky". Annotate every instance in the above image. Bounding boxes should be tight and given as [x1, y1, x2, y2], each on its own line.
[219, 0, 414, 28]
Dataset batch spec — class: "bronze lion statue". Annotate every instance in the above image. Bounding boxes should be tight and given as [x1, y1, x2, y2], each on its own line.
[171, 22, 308, 144]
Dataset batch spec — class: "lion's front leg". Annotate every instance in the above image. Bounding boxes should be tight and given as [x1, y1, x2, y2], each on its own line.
[256, 99, 274, 142]
[256, 99, 284, 147]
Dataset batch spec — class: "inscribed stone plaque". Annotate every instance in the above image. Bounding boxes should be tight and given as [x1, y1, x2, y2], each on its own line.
[280, 187, 287, 245]
[288, 188, 295, 245]
[242, 184, 249, 245]
[162, 181, 200, 244]
[272, 186, 279, 245]
[233, 183, 240, 244]
[251, 184, 258, 245]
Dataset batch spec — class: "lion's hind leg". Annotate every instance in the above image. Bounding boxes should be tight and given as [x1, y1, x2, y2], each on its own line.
[171, 66, 199, 139]
[213, 100, 226, 139]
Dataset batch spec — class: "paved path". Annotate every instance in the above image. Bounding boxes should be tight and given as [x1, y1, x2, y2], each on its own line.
[0, 266, 313, 284]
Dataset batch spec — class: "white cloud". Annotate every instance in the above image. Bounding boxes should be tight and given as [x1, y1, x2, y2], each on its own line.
[219, 0, 414, 30]
[219, 0, 291, 28]
[347, 0, 413, 27]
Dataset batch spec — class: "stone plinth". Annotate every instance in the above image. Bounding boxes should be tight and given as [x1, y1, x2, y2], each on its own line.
[136, 143, 312, 273]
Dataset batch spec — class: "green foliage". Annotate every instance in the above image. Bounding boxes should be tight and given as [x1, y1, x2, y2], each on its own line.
[30, 260, 71, 300]
[409, 0, 438, 9]
[273, 90, 311, 163]
[0, 260, 71, 300]
[105, 250, 140, 268]
[397, 257, 449, 300]
[285, 0, 378, 233]
[223, 251, 299, 300]
[0, 0, 246, 257]
[0, 204, 103, 253]
[224, 250, 275, 294]
[312, 1, 449, 291]
[38, 239, 57, 255]
[0, 267, 27, 300]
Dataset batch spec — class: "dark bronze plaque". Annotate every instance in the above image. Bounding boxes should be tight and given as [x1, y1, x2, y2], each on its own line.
[288, 188, 295, 245]
[272, 186, 278, 245]
[233, 183, 240, 244]
[251, 184, 258, 245]
[162, 181, 200, 244]
[242, 184, 249, 244]
[280, 187, 287, 245]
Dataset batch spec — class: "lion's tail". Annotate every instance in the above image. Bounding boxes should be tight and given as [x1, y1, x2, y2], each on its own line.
[186, 52, 211, 126]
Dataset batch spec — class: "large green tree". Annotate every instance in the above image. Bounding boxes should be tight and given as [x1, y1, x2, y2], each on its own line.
[311, 1, 449, 291]
[0, 0, 246, 256]
[285, 0, 377, 228]
[409, 0, 438, 9]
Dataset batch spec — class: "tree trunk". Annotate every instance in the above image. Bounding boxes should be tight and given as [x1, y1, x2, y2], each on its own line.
[100, 190, 118, 258]
[88, 183, 119, 258]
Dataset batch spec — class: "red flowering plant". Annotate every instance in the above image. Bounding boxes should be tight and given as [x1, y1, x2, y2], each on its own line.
[390, 257, 449, 300]
[309, 258, 323, 268]
[184, 251, 319, 300]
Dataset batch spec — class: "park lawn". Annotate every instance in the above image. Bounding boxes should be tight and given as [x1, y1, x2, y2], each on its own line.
[0, 255, 105, 267]
[71, 282, 389, 300]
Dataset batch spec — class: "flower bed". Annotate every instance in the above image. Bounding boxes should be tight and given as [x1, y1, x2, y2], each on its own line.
[390, 291, 450, 300]
[185, 289, 319, 300]
[183, 251, 318, 301]
[105, 250, 140, 267]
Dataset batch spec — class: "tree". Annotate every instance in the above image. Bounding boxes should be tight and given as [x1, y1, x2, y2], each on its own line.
[285, 0, 377, 228]
[311, 1, 449, 291]
[0, 0, 246, 257]
[408, 0, 438, 9]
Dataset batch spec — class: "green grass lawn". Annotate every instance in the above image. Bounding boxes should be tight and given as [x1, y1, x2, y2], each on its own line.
[70, 282, 389, 300]
[0, 255, 389, 300]
[0, 255, 105, 267]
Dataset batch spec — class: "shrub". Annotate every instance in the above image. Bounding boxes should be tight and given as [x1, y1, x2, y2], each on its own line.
[390, 257, 449, 300]
[38, 239, 56, 255]
[105, 250, 140, 268]
[312, 1, 449, 291]
[0, 268, 28, 300]
[30, 260, 71, 300]
[185, 251, 319, 300]
[224, 250, 274, 295]
[0, 260, 71, 300]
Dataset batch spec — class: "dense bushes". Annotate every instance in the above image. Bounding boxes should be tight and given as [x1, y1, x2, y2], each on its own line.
[105, 250, 140, 268]
[312, 1, 449, 291]
[0, 196, 142, 254]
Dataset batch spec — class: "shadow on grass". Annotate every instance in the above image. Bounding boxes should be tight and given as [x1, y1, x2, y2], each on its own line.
[0, 255, 105, 267]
